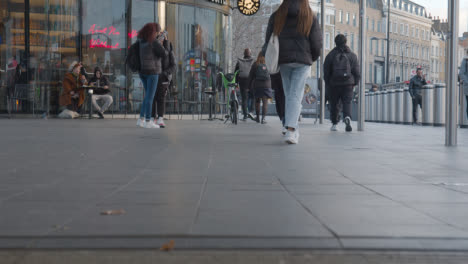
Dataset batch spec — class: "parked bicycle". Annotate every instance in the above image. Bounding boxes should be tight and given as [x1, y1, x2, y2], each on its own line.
[219, 71, 240, 125]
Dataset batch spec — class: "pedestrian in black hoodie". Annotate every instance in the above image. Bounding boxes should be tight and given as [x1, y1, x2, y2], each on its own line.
[324, 34, 360, 132]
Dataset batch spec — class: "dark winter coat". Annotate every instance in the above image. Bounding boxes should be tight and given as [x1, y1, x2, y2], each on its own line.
[409, 75, 427, 98]
[262, 1, 322, 66]
[138, 38, 167, 75]
[324, 45, 360, 87]
[161, 40, 176, 82]
[247, 63, 273, 99]
[89, 67, 110, 95]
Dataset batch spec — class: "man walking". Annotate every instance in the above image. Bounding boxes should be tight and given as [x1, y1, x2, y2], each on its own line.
[235, 48, 255, 121]
[409, 68, 427, 125]
[324, 34, 360, 132]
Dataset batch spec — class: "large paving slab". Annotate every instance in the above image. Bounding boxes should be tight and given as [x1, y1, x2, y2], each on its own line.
[0, 118, 468, 250]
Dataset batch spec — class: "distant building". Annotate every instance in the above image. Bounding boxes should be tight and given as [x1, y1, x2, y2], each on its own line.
[386, 0, 432, 82]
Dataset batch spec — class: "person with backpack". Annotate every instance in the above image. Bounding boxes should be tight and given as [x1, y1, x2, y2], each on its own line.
[150, 31, 176, 128]
[459, 50, 468, 121]
[132, 22, 167, 129]
[261, 0, 322, 144]
[235, 48, 255, 121]
[324, 34, 360, 132]
[248, 53, 274, 124]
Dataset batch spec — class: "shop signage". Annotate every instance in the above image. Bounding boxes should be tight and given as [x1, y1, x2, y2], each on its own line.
[207, 0, 227, 5]
[88, 24, 139, 49]
[237, 0, 260, 16]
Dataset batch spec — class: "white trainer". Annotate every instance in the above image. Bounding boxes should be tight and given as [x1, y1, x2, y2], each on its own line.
[137, 119, 145, 128]
[330, 124, 337, 131]
[156, 117, 166, 128]
[145, 121, 160, 129]
[285, 129, 299, 144]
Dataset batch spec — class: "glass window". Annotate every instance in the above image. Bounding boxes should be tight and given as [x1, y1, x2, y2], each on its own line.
[372, 19, 375, 31]
[166, 4, 228, 110]
[353, 14, 356, 27]
[346, 13, 350, 24]
[81, 0, 128, 113]
[377, 21, 381, 33]
[338, 10, 343, 23]
[1, 0, 80, 115]
[325, 32, 330, 49]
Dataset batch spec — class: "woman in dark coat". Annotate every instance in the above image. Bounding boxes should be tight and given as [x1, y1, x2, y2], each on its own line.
[248, 53, 273, 124]
[261, 0, 322, 144]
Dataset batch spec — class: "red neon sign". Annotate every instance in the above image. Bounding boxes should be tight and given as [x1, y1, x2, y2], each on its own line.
[89, 39, 119, 49]
[88, 24, 138, 49]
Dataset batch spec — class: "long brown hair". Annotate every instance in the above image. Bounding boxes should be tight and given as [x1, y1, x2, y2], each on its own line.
[137, 23, 161, 42]
[256, 52, 265, 65]
[273, 0, 314, 37]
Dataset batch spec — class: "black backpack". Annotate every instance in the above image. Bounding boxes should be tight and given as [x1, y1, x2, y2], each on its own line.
[255, 63, 270, 81]
[331, 50, 352, 83]
[125, 41, 140, 72]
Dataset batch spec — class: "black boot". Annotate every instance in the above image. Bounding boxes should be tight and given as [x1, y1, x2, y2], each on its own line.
[255, 116, 260, 123]
[261, 117, 267, 124]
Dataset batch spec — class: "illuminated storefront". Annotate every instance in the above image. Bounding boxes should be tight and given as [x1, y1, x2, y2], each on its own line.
[0, 0, 232, 115]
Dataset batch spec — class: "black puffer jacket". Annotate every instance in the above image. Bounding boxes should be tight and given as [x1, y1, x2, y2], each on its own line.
[323, 45, 360, 87]
[262, 1, 322, 65]
[139, 38, 167, 75]
[161, 40, 176, 82]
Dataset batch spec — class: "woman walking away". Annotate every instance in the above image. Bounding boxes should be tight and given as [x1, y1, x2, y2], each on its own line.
[248, 53, 273, 124]
[136, 22, 167, 129]
[262, 0, 322, 144]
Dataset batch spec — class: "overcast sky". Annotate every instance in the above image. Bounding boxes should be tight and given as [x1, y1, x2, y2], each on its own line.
[414, 0, 468, 36]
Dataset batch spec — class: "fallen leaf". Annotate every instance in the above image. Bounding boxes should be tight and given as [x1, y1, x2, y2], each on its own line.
[160, 240, 175, 251]
[100, 209, 126, 215]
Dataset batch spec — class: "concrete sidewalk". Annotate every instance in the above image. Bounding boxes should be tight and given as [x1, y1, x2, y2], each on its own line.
[0, 118, 468, 251]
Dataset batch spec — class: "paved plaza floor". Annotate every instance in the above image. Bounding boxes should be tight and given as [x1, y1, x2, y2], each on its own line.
[1, 118, 468, 252]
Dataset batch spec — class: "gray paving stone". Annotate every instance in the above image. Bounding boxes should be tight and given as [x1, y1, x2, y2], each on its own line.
[1, 119, 468, 250]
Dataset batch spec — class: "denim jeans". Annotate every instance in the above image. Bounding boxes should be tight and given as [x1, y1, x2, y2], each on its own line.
[279, 63, 311, 129]
[139, 74, 159, 121]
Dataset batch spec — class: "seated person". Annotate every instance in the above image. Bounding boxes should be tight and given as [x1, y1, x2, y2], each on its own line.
[59, 61, 86, 113]
[89, 67, 113, 119]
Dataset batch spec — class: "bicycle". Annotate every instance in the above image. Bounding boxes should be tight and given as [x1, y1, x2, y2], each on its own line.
[219, 71, 240, 125]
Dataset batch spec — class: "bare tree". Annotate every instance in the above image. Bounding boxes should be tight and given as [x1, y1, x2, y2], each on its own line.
[231, 0, 279, 70]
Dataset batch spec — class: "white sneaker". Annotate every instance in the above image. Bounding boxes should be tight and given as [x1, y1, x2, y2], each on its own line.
[330, 124, 337, 131]
[285, 129, 299, 144]
[145, 121, 160, 129]
[282, 127, 287, 136]
[137, 119, 145, 128]
[156, 117, 166, 128]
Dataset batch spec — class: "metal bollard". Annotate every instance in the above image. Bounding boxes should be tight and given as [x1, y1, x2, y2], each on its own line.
[403, 88, 412, 124]
[433, 83, 446, 127]
[381, 90, 388, 123]
[388, 89, 396, 124]
[370, 92, 375, 122]
[375, 91, 381, 122]
[422, 85, 434, 126]
[460, 81, 468, 128]
[395, 88, 404, 124]
[365, 91, 369, 121]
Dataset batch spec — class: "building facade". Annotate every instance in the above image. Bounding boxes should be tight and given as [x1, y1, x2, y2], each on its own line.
[386, 0, 432, 83]
[333, 0, 387, 85]
[0, 0, 232, 115]
[430, 29, 446, 84]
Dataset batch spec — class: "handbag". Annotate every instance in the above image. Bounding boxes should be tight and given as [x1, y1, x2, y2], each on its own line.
[265, 34, 280, 74]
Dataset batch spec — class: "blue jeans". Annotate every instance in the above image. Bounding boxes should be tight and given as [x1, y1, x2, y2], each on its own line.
[139, 74, 159, 121]
[279, 64, 311, 129]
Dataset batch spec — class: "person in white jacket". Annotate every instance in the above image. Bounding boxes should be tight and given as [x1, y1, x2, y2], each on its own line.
[459, 50, 468, 120]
